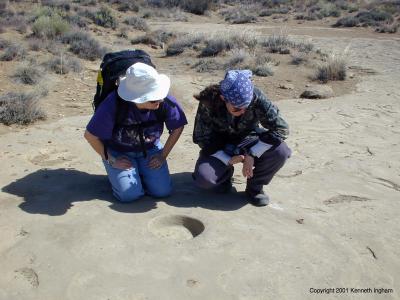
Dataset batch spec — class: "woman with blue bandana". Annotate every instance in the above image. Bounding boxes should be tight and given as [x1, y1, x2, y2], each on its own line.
[192, 69, 291, 206]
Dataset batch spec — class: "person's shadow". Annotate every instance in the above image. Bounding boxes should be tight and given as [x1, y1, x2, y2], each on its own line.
[2, 168, 247, 216]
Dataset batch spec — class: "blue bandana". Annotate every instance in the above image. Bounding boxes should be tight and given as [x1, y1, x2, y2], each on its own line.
[220, 70, 254, 108]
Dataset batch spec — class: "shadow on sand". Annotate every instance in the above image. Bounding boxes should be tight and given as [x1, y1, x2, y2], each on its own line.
[2, 168, 247, 216]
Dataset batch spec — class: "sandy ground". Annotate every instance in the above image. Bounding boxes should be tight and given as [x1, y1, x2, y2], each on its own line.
[0, 23, 400, 299]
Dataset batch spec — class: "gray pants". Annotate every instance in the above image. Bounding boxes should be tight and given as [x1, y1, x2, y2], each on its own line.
[193, 142, 291, 194]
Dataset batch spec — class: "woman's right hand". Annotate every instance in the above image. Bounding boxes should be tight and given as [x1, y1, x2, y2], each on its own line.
[229, 155, 245, 165]
[109, 156, 133, 170]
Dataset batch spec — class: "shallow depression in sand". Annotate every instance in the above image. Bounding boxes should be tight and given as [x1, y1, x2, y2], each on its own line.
[148, 215, 205, 240]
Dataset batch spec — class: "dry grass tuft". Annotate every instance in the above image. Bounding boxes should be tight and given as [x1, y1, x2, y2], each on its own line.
[0, 92, 46, 125]
[314, 52, 347, 83]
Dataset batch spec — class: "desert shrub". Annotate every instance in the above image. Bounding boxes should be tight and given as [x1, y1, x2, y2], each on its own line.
[0, 38, 10, 49]
[11, 64, 44, 85]
[356, 10, 392, 26]
[76, 7, 96, 20]
[44, 55, 82, 74]
[333, 15, 358, 27]
[295, 41, 314, 53]
[291, 51, 308, 65]
[260, 7, 290, 16]
[131, 30, 176, 47]
[41, 0, 71, 11]
[223, 9, 257, 24]
[252, 64, 274, 77]
[92, 6, 118, 29]
[106, 0, 139, 12]
[32, 14, 70, 39]
[165, 33, 204, 56]
[62, 31, 107, 60]
[224, 49, 249, 69]
[0, 25, 4, 33]
[65, 14, 88, 28]
[146, 0, 211, 15]
[124, 16, 148, 31]
[192, 58, 223, 73]
[171, 9, 188, 21]
[180, 0, 212, 15]
[0, 1, 8, 11]
[314, 53, 346, 83]
[141, 7, 188, 21]
[0, 11, 26, 29]
[16, 23, 27, 33]
[255, 54, 273, 65]
[73, 0, 97, 5]
[0, 43, 26, 61]
[0, 92, 46, 125]
[119, 27, 129, 38]
[28, 38, 42, 51]
[334, 10, 393, 27]
[375, 23, 399, 33]
[200, 37, 235, 57]
[30, 6, 67, 22]
[261, 34, 294, 54]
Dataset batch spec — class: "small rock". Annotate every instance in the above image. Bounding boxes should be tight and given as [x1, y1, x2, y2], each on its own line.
[296, 219, 304, 224]
[300, 85, 334, 99]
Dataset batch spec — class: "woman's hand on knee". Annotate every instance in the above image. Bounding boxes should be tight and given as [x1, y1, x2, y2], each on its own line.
[148, 153, 166, 169]
[242, 155, 254, 178]
[111, 156, 133, 170]
[229, 155, 244, 165]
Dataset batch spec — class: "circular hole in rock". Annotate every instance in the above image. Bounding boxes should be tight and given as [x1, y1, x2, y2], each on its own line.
[148, 215, 205, 240]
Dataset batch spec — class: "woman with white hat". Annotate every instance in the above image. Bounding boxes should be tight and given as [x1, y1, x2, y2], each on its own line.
[84, 63, 187, 202]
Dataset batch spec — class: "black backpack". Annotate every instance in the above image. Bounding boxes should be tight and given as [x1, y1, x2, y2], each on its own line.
[93, 49, 155, 111]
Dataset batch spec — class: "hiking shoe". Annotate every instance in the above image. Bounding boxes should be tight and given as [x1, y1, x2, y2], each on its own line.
[215, 179, 233, 194]
[246, 190, 270, 207]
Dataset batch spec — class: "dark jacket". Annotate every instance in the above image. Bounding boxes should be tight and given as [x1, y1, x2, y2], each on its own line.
[193, 87, 289, 155]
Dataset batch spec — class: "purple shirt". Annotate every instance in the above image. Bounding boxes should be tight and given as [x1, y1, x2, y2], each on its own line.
[86, 91, 188, 152]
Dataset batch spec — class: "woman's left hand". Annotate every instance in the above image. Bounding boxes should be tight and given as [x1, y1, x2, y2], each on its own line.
[242, 155, 254, 178]
[148, 153, 166, 169]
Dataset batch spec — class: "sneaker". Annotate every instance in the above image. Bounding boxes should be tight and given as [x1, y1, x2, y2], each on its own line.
[246, 190, 270, 207]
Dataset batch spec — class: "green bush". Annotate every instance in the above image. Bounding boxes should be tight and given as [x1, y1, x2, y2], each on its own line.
[0, 92, 46, 125]
[32, 14, 70, 39]
[93, 6, 118, 29]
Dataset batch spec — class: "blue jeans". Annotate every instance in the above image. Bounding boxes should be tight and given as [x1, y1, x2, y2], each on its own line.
[103, 146, 172, 202]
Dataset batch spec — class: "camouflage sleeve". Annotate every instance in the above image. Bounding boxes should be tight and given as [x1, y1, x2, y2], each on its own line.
[193, 102, 224, 154]
[255, 91, 289, 141]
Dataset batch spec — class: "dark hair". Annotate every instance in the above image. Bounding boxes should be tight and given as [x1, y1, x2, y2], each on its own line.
[193, 84, 223, 109]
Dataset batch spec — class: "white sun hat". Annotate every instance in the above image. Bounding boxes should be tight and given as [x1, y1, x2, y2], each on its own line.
[117, 62, 170, 103]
